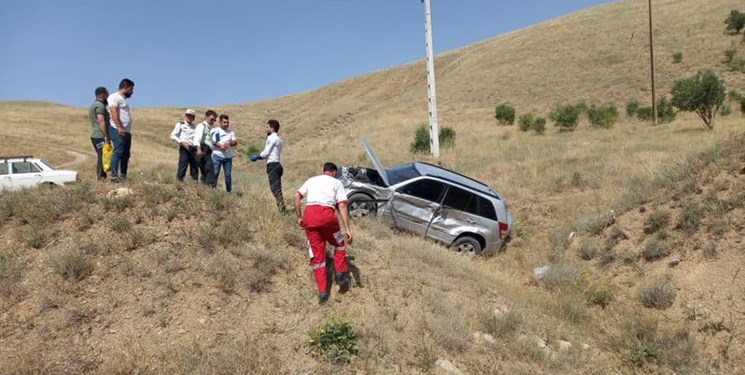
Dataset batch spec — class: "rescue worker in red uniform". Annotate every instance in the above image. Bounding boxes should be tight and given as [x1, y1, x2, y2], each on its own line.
[294, 162, 354, 305]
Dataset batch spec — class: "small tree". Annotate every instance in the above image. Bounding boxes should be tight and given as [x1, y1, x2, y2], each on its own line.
[495, 103, 516, 125]
[671, 70, 726, 130]
[724, 10, 745, 34]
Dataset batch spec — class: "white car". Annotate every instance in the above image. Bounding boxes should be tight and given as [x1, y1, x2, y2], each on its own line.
[0, 156, 78, 191]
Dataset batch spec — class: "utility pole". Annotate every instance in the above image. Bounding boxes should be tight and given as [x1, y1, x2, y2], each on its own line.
[648, 0, 658, 124]
[423, 0, 440, 158]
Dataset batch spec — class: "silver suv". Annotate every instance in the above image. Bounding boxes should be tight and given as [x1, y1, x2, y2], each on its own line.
[338, 139, 513, 255]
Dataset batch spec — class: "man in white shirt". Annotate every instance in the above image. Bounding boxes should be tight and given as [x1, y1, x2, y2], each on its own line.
[170, 109, 198, 182]
[193, 110, 218, 186]
[250, 119, 285, 211]
[210, 114, 238, 192]
[107, 78, 135, 182]
[294, 162, 354, 305]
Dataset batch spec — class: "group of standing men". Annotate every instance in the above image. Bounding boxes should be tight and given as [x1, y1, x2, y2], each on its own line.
[88, 78, 353, 305]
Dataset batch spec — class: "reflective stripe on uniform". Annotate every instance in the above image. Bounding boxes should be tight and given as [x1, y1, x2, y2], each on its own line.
[335, 246, 346, 252]
[312, 262, 326, 270]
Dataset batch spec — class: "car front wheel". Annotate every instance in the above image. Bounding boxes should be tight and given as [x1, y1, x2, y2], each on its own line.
[451, 236, 482, 255]
[347, 194, 376, 218]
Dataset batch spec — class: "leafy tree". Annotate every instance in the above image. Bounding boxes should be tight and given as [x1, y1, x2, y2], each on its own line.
[724, 10, 745, 34]
[495, 103, 516, 125]
[670, 71, 726, 130]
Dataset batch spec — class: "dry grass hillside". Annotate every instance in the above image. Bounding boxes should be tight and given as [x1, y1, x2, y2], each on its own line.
[1, 0, 745, 373]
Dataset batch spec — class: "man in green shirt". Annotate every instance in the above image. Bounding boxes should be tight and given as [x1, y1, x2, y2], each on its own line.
[88, 86, 110, 180]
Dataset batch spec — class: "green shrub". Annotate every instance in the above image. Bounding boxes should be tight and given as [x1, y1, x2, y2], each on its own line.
[671, 70, 726, 130]
[636, 106, 654, 121]
[728, 90, 743, 101]
[644, 209, 670, 234]
[587, 103, 619, 128]
[533, 117, 546, 134]
[518, 113, 535, 132]
[439, 127, 456, 149]
[626, 99, 641, 117]
[410, 125, 456, 154]
[724, 49, 737, 63]
[724, 10, 745, 34]
[308, 319, 358, 364]
[642, 239, 670, 261]
[721, 103, 733, 116]
[550, 104, 584, 131]
[495, 103, 516, 125]
[672, 52, 683, 64]
[586, 280, 614, 308]
[657, 97, 677, 124]
[639, 276, 676, 309]
[410, 125, 430, 154]
[620, 317, 662, 366]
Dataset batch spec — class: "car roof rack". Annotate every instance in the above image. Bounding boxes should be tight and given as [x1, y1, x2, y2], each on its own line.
[0, 155, 34, 162]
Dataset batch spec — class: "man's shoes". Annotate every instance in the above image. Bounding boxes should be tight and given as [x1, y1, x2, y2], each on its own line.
[318, 292, 329, 305]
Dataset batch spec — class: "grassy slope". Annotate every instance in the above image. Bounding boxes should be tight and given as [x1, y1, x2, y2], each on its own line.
[1, 0, 745, 373]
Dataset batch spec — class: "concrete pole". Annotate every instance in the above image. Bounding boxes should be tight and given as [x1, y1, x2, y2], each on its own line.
[423, 0, 440, 157]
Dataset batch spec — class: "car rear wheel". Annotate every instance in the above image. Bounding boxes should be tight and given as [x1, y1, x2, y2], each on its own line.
[451, 236, 482, 255]
[347, 194, 376, 218]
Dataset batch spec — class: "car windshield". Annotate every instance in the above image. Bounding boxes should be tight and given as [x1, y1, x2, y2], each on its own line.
[385, 163, 420, 186]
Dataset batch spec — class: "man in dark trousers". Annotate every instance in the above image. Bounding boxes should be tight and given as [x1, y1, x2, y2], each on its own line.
[169, 109, 198, 181]
[88, 86, 110, 180]
[250, 119, 286, 211]
[193, 110, 217, 186]
[294, 162, 354, 305]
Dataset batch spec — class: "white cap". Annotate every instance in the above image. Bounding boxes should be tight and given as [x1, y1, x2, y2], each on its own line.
[185, 109, 197, 116]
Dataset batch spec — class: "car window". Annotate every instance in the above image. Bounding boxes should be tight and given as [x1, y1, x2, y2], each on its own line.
[442, 185, 473, 211]
[398, 179, 446, 203]
[0, 163, 7, 175]
[12, 162, 41, 174]
[386, 163, 421, 186]
[443, 185, 498, 221]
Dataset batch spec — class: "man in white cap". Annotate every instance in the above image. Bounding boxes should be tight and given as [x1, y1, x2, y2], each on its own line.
[170, 109, 199, 181]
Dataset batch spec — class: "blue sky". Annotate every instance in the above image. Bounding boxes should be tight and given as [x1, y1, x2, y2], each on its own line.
[0, 0, 613, 108]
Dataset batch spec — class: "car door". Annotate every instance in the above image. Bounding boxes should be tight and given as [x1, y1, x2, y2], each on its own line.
[11, 161, 43, 189]
[388, 178, 446, 235]
[0, 162, 11, 190]
[427, 185, 497, 244]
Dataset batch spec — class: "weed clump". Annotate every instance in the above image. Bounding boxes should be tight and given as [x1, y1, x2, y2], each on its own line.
[587, 103, 619, 128]
[53, 250, 94, 283]
[642, 239, 670, 261]
[307, 319, 358, 364]
[639, 276, 676, 309]
[643, 209, 670, 234]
